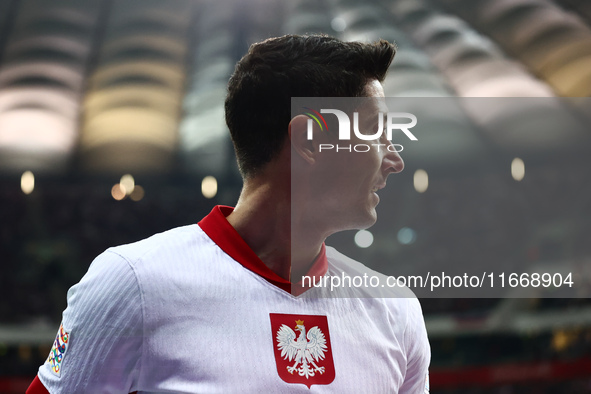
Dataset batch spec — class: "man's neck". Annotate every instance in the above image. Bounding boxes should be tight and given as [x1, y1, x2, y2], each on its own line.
[226, 178, 325, 282]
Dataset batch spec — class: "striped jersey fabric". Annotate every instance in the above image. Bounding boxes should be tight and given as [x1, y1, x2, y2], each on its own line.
[36, 206, 430, 393]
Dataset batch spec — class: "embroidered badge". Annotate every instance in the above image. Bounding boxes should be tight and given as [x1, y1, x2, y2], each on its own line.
[269, 313, 335, 388]
[47, 323, 69, 377]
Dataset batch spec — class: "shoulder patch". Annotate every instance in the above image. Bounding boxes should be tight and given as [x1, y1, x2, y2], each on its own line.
[47, 323, 70, 377]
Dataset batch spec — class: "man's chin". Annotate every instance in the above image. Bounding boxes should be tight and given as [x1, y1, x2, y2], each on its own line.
[350, 211, 378, 231]
[363, 215, 378, 229]
[320, 207, 378, 233]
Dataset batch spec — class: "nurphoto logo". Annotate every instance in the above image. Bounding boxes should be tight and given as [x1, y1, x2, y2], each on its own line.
[303, 107, 418, 152]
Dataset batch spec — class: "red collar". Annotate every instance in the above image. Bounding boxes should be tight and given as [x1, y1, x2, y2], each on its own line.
[198, 205, 327, 295]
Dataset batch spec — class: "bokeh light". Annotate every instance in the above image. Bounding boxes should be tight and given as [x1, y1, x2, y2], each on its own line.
[354, 229, 374, 248]
[414, 169, 429, 193]
[130, 185, 145, 201]
[201, 176, 217, 199]
[120, 174, 135, 195]
[512, 157, 525, 181]
[111, 183, 126, 200]
[397, 227, 417, 245]
[21, 171, 34, 195]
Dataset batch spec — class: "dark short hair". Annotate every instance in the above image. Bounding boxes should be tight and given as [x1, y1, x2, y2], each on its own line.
[225, 34, 396, 178]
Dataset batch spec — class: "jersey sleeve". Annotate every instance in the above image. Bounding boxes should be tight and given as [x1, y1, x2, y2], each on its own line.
[399, 298, 431, 394]
[36, 250, 144, 394]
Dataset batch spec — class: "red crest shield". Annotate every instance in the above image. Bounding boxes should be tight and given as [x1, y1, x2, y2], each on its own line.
[269, 313, 336, 388]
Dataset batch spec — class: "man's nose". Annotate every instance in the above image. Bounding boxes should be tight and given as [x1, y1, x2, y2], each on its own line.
[382, 140, 404, 174]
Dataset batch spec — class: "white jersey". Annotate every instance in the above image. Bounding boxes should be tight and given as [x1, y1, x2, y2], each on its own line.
[36, 206, 430, 393]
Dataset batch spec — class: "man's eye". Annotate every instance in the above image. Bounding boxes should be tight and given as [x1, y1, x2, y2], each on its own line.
[360, 124, 381, 136]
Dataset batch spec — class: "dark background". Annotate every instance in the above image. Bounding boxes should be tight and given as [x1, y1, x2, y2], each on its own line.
[1, 0, 591, 392]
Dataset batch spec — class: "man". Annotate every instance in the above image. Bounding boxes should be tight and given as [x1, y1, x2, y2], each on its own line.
[28, 34, 430, 393]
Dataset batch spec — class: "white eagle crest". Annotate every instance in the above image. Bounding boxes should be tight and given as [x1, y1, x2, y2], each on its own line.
[276, 319, 328, 379]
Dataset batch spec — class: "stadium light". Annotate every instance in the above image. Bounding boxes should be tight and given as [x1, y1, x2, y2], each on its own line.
[414, 169, 428, 193]
[111, 183, 126, 200]
[21, 171, 34, 195]
[202, 176, 217, 199]
[120, 174, 135, 195]
[354, 230, 374, 248]
[511, 157, 525, 181]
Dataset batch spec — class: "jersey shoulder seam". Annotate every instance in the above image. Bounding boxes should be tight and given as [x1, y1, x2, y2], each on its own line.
[103, 249, 146, 390]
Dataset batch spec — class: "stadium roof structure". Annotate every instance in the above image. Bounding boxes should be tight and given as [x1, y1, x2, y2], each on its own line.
[0, 0, 588, 177]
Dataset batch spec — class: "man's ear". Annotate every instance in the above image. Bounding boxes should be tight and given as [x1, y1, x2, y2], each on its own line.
[289, 115, 319, 164]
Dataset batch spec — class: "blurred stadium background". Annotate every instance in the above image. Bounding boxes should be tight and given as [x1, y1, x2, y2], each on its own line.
[1, 0, 591, 392]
